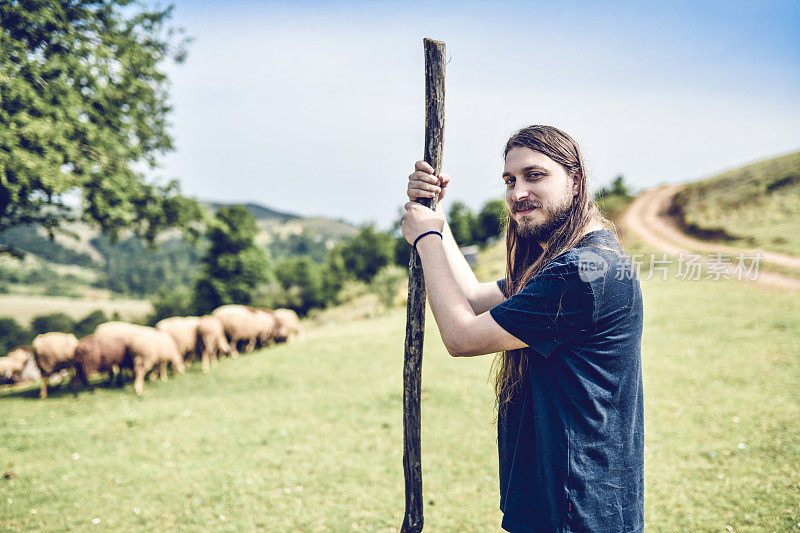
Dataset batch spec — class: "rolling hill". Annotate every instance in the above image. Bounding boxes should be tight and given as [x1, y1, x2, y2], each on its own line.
[669, 150, 800, 256]
[0, 201, 359, 299]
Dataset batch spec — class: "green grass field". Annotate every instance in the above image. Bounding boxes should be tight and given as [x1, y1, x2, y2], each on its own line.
[0, 294, 152, 327]
[2, 236, 799, 531]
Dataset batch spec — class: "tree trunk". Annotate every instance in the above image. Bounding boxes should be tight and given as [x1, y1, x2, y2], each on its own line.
[401, 37, 445, 533]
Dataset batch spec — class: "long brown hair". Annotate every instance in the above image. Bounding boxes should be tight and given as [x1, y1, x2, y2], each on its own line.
[493, 125, 620, 411]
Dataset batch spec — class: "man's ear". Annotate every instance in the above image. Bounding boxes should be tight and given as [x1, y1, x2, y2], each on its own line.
[572, 172, 582, 197]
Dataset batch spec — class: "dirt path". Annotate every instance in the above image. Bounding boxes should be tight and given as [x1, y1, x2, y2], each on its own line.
[620, 184, 800, 292]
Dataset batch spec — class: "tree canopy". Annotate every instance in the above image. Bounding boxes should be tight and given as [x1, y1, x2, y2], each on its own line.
[192, 205, 271, 313]
[0, 0, 200, 246]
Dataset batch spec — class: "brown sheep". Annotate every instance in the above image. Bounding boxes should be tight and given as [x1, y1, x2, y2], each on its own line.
[32, 332, 79, 399]
[127, 327, 185, 396]
[95, 321, 156, 380]
[212, 305, 260, 357]
[195, 315, 231, 373]
[156, 316, 201, 363]
[72, 334, 130, 394]
[252, 309, 277, 349]
[272, 308, 303, 343]
[0, 346, 38, 385]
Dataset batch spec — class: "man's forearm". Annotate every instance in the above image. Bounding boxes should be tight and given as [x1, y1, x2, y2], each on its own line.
[438, 202, 480, 304]
[415, 234, 476, 355]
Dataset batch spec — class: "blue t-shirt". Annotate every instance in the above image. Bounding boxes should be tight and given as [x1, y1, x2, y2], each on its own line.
[489, 229, 644, 533]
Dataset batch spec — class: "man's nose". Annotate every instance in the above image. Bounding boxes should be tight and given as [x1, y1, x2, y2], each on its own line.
[510, 183, 529, 202]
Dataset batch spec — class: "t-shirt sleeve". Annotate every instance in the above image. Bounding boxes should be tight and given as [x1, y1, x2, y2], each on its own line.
[489, 261, 595, 358]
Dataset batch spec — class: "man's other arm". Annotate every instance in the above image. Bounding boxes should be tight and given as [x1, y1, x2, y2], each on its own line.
[439, 207, 506, 314]
[407, 160, 505, 315]
[415, 231, 527, 357]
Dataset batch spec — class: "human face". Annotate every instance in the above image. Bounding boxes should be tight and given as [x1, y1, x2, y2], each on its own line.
[502, 147, 579, 242]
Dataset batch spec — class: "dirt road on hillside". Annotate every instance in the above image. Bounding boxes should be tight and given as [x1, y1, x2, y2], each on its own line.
[620, 184, 800, 292]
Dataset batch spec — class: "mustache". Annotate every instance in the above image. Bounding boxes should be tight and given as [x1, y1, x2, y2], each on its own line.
[512, 200, 542, 213]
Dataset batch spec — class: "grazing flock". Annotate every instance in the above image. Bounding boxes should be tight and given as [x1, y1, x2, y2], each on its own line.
[0, 305, 302, 398]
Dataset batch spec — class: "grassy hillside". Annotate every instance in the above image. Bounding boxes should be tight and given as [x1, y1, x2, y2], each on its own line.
[670, 151, 800, 255]
[2, 232, 798, 531]
[0, 201, 359, 299]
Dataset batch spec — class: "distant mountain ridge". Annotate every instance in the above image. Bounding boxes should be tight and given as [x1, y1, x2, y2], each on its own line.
[206, 201, 301, 222]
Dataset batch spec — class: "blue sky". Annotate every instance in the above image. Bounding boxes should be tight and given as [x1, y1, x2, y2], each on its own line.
[155, 0, 800, 227]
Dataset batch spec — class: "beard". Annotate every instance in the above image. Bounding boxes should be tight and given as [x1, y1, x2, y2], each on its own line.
[512, 195, 573, 241]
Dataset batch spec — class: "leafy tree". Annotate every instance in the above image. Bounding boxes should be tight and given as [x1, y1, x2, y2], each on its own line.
[595, 175, 632, 200]
[448, 201, 476, 245]
[0, 0, 200, 251]
[30, 312, 75, 336]
[192, 205, 270, 313]
[611, 175, 631, 197]
[320, 246, 347, 305]
[594, 175, 633, 221]
[149, 286, 194, 325]
[393, 234, 411, 268]
[475, 199, 507, 244]
[274, 256, 325, 315]
[74, 309, 108, 338]
[0, 317, 31, 353]
[337, 224, 395, 282]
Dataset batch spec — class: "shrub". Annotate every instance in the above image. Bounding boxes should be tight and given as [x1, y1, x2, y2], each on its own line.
[0, 317, 31, 354]
[74, 310, 109, 338]
[370, 265, 407, 310]
[274, 256, 325, 315]
[337, 225, 395, 282]
[149, 287, 195, 325]
[30, 313, 75, 336]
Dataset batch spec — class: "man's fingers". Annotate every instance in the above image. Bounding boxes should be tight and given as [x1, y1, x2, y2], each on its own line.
[409, 170, 438, 185]
[414, 160, 434, 174]
[408, 180, 441, 194]
[409, 163, 447, 199]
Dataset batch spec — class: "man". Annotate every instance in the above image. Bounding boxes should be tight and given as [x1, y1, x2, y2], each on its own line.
[401, 125, 644, 532]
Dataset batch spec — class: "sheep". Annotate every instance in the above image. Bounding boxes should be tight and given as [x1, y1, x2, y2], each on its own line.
[0, 346, 38, 385]
[212, 305, 261, 357]
[32, 332, 79, 399]
[95, 321, 151, 343]
[251, 309, 277, 349]
[195, 315, 231, 373]
[127, 327, 185, 396]
[1, 350, 25, 384]
[272, 308, 303, 343]
[1, 346, 41, 386]
[72, 334, 130, 394]
[95, 321, 174, 382]
[156, 316, 201, 363]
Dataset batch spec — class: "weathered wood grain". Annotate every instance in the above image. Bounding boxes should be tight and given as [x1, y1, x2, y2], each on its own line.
[402, 37, 445, 533]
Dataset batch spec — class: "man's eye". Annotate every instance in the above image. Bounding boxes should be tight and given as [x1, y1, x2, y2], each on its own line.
[504, 178, 515, 187]
[526, 173, 543, 180]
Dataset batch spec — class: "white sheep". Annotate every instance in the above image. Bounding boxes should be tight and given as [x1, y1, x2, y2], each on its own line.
[32, 332, 79, 399]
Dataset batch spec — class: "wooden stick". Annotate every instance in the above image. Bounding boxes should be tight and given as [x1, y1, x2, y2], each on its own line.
[401, 37, 445, 533]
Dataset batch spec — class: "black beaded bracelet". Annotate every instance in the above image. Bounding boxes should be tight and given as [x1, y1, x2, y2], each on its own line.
[413, 230, 443, 248]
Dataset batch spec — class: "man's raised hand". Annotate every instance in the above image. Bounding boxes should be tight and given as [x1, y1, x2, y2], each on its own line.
[402, 201, 446, 246]
[407, 160, 450, 204]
